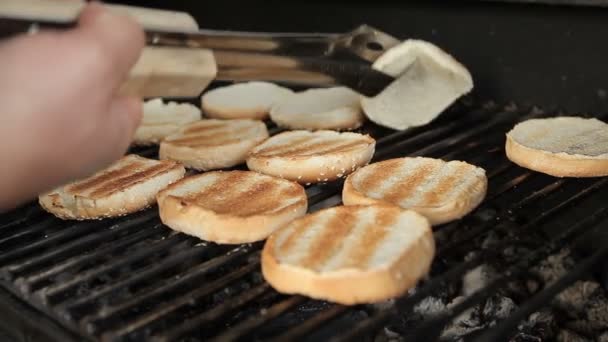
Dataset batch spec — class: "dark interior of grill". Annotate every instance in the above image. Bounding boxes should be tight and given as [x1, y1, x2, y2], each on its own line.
[2, 1, 608, 341]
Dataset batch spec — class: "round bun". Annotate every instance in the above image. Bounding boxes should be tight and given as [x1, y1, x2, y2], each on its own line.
[157, 171, 308, 244]
[246, 130, 375, 184]
[39, 155, 185, 220]
[270, 87, 364, 130]
[159, 119, 269, 171]
[506, 116, 608, 177]
[262, 204, 435, 305]
[342, 157, 487, 225]
[201, 82, 294, 120]
[133, 98, 201, 145]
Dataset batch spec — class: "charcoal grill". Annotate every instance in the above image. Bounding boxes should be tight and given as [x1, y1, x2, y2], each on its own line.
[2, 1, 608, 341]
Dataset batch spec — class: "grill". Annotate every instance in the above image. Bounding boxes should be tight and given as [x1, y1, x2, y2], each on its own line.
[2, 97, 608, 341]
[3, 1, 608, 341]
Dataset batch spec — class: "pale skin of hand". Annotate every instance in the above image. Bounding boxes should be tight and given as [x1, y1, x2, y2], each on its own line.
[0, 3, 145, 211]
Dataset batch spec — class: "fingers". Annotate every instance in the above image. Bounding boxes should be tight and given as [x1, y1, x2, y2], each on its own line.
[75, 3, 145, 85]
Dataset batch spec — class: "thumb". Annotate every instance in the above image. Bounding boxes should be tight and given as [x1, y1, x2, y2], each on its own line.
[73, 2, 145, 87]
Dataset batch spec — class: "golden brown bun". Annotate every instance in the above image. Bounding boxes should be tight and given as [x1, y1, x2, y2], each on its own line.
[39, 155, 185, 220]
[506, 116, 608, 177]
[246, 130, 375, 184]
[342, 157, 487, 225]
[157, 171, 307, 244]
[201, 82, 294, 120]
[262, 204, 435, 305]
[159, 119, 269, 171]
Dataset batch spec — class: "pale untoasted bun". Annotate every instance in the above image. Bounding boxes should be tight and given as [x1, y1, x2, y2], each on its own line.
[361, 39, 473, 130]
[201, 82, 294, 120]
[262, 204, 435, 305]
[269, 87, 364, 130]
[159, 119, 269, 171]
[133, 98, 202, 145]
[246, 130, 375, 184]
[506, 116, 608, 177]
[157, 171, 307, 244]
[39, 155, 185, 220]
[343, 157, 487, 225]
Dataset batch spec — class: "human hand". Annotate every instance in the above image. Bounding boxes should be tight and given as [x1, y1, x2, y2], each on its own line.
[0, 2, 145, 210]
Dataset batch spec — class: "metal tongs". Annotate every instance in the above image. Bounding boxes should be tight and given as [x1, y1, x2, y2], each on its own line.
[0, 5, 400, 97]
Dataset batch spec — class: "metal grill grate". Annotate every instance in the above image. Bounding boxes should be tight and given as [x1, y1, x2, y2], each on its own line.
[1, 100, 607, 342]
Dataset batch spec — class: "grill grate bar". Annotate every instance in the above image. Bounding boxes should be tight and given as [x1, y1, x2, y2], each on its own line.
[435, 177, 577, 259]
[209, 295, 307, 342]
[0, 219, 123, 270]
[109, 260, 261, 340]
[17, 226, 165, 294]
[83, 244, 259, 334]
[0, 203, 45, 229]
[372, 108, 504, 161]
[5, 212, 157, 278]
[39, 232, 190, 307]
[0, 217, 57, 251]
[61, 242, 234, 320]
[407, 116, 516, 159]
[157, 282, 272, 342]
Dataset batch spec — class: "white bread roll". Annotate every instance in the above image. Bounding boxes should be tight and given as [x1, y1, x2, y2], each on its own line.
[506, 116, 608, 177]
[201, 82, 294, 120]
[159, 119, 269, 171]
[39, 155, 185, 220]
[262, 204, 435, 305]
[157, 171, 307, 244]
[361, 39, 473, 130]
[270, 87, 364, 130]
[133, 98, 202, 146]
[343, 157, 487, 225]
[246, 130, 375, 184]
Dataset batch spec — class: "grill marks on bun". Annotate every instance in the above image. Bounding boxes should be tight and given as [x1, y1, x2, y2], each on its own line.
[39, 155, 186, 220]
[247, 130, 375, 184]
[262, 205, 435, 305]
[343, 157, 487, 225]
[157, 171, 308, 244]
[160, 119, 269, 171]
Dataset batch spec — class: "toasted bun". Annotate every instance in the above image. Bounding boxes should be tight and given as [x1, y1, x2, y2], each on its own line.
[157, 171, 307, 244]
[39, 155, 185, 220]
[246, 130, 375, 184]
[133, 98, 202, 145]
[159, 119, 269, 171]
[269, 87, 364, 130]
[201, 82, 294, 120]
[361, 39, 473, 130]
[506, 116, 608, 177]
[343, 157, 487, 225]
[262, 204, 435, 305]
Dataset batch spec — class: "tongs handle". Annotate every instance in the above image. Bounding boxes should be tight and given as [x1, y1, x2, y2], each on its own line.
[0, 1, 399, 97]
